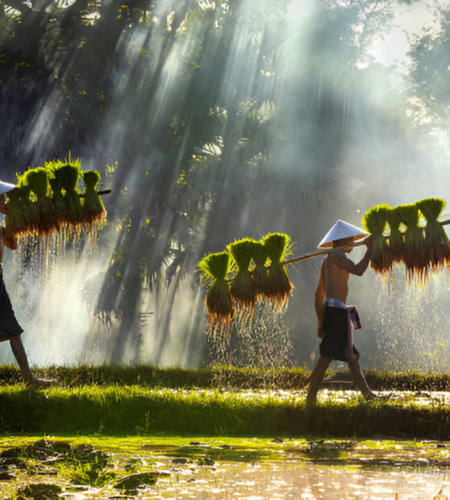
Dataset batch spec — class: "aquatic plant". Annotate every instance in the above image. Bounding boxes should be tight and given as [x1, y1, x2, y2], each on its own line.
[57, 459, 116, 487]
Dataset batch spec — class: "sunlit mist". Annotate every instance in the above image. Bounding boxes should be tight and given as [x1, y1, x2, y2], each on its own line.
[2, 0, 450, 370]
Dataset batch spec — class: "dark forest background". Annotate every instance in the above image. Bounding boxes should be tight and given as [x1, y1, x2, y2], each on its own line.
[1, 0, 450, 372]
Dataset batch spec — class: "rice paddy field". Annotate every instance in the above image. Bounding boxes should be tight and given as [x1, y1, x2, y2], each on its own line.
[3, 365, 450, 498]
[1, 435, 450, 499]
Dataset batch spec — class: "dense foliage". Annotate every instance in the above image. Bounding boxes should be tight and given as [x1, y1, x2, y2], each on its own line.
[1, 0, 450, 369]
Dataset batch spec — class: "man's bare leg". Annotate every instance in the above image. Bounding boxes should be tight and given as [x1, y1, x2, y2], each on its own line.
[306, 356, 333, 405]
[9, 335, 46, 386]
[348, 353, 377, 400]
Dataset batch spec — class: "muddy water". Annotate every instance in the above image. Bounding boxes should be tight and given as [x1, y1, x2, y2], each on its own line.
[136, 463, 448, 499]
[3, 438, 450, 499]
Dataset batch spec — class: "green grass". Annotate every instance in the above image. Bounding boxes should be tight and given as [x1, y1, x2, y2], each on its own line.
[0, 364, 215, 388]
[0, 385, 303, 435]
[1, 384, 450, 438]
[4, 364, 450, 391]
[3, 364, 450, 439]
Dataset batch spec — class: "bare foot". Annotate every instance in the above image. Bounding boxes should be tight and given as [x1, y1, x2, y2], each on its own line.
[27, 377, 57, 387]
[365, 392, 389, 401]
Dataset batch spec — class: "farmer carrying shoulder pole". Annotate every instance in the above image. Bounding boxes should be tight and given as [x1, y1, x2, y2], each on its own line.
[306, 220, 377, 405]
[0, 180, 49, 386]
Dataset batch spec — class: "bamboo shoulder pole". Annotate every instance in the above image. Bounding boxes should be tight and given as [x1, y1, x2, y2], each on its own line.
[282, 242, 365, 265]
[282, 218, 450, 266]
[79, 189, 112, 198]
[97, 189, 112, 196]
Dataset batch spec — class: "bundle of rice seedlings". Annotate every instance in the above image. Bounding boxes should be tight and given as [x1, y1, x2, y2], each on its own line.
[58, 162, 83, 228]
[362, 204, 392, 279]
[46, 161, 68, 228]
[81, 170, 106, 229]
[251, 241, 268, 299]
[385, 207, 404, 263]
[262, 232, 294, 308]
[227, 238, 258, 319]
[416, 197, 450, 271]
[17, 173, 39, 235]
[4, 184, 25, 249]
[198, 251, 234, 334]
[24, 167, 55, 236]
[396, 203, 427, 283]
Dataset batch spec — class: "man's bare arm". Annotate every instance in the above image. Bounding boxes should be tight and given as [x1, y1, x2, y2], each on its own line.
[314, 261, 325, 338]
[335, 247, 372, 276]
[1, 227, 16, 250]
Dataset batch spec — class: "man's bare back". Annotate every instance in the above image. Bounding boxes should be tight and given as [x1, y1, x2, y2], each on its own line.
[315, 237, 372, 338]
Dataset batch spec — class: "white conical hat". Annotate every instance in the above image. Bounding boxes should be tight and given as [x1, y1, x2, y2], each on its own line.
[0, 180, 15, 196]
[318, 220, 369, 249]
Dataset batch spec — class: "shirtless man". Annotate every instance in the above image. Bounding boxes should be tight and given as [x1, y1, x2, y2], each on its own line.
[0, 182, 47, 386]
[306, 220, 377, 405]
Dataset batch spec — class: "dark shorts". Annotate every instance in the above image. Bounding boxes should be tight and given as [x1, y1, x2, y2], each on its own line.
[319, 306, 359, 362]
[0, 275, 23, 342]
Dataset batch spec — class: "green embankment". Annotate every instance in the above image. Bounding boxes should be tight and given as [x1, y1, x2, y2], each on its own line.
[2, 364, 450, 391]
[1, 384, 449, 438]
[1, 365, 450, 438]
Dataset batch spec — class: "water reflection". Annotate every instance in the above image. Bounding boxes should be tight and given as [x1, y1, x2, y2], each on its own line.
[140, 462, 448, 499]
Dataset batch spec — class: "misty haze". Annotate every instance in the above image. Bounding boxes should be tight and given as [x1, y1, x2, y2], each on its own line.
[0, 0, 449, 374]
